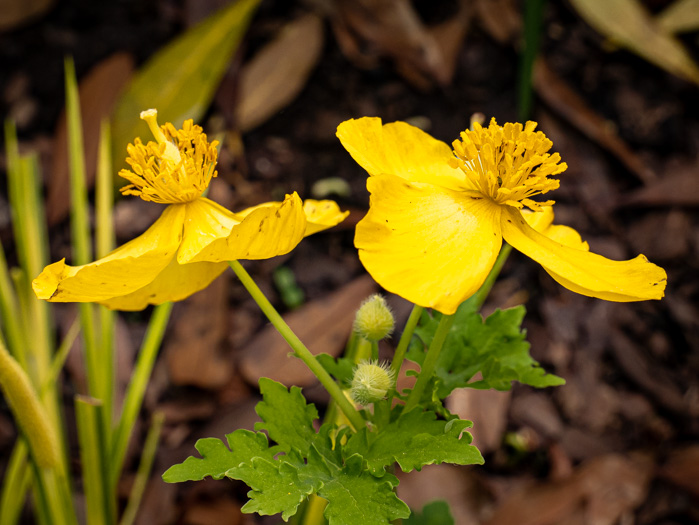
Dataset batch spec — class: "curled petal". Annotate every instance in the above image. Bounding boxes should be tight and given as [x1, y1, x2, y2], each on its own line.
[184, 192, 307, 263]
[33, 205, 186, 303]
[336, 117, 467, 190]
[100, 258, 228, 311]
[355, 175, 503, 315]
[302, 199, 349, 236]
[502, 207, 667, 301]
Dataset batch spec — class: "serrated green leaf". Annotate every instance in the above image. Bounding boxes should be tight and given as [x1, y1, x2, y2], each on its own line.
[405, 500, 455, 525]
[316, 353, 356, 386]
[409, 305, 564, 396]
[255, 377, 319, 455]
[235, 453, 319, 521]
[111, 0, 261, 169]
[344, 409, 483, 476]
[162, 429, 276, 482]
[310, 452, 410, 525]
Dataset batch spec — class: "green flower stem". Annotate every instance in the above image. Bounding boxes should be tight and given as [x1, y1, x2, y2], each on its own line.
[472, 243, 513, 310]
[390, 304, 423, 379]
[229, 261, 365, 431]
[402, 313, 455, 413]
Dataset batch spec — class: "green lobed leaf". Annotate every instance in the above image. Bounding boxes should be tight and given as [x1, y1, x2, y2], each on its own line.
[316, 353, 356, 386]
[111, 0, 261, 170]
[162, 429, 278, 482]
[406, 500, 455, 525]
[344, 408, 483, 476]
[234, 451, 319, 521]
[408, 305, 564, 397]
[254, 377, 319, 455]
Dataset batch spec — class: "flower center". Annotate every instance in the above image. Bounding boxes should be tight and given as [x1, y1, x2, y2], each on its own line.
[449, 118, 567, 211]
[119, 109, 219, 204]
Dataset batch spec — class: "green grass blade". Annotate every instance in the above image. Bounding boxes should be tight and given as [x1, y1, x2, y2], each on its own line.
[0, 439, 31, 525]
[518, 0, 546, 121]
[76, 396, 115, 525]
[119, 411, 165, 525]
[111, 302, 172, 490]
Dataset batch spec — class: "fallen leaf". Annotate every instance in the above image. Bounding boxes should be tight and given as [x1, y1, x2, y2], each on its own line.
[569, 0, 699, 85]
[474, 0, 521, 44]
[617, 162, 699, 207]
[660, 445, 699, 497]
[112, 0, 261, 170]
[534, 59, 655, 184]
[238, 274, 377, 386]
[48, 53, 134, 225]
[425, 0, 474, 84]
[237, 14, 324, 132]
[447, 387, 511, 453]
[330, 0, 447, 87]
[165, 271, 232, 389]
[657, 0, 699, 35]
[485, 453, 654, 525]
[0, 0, 53, 31]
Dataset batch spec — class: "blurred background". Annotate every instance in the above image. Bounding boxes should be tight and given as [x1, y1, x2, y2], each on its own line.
[1, 0, 698, 523]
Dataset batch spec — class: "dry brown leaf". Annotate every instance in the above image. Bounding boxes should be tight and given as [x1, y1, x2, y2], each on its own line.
[474, 0, 521, 44]
[485, 453, 654, 525]
[425, 0, 474, 84]
[660, 445, 699, 497]
[238, 274, 377, 386]
[446, 387, 511, 453]
[237, 14, 324, 132]
[331, 0, 447, 87]
[657, 0, 699, 34]
[618, 162, 699, 207]
[49, 53, 134, 225]
[165, 271, 232, 389]
[534, 59, 655, 184]
[0, 0, 53, 31]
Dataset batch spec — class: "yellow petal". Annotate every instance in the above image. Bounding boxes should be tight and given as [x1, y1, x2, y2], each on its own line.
[177, 198, 240, 264]
[501, 206, 667, 301]
[33, 205, 186, 303]
[99, 258, 228, 311]
[184, 192, 307, 263]
[336, 117, 467, 190]
[522, 206, 589, 251]
[302, 199, 349, 236]
[355, 174, 503, 314]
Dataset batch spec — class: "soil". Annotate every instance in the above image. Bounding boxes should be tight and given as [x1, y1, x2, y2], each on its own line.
[1, 0, 698, 524]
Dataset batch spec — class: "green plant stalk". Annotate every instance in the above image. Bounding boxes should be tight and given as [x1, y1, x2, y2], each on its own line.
[389, 305, 423, 380]
[41, 318, 81, 398]
[402, 314, 455, 413]
[76, 396, 114, 525]
[229, 260, 366, 431]
[0, 439, 31, 525]
[519, 0, 546, 121]
[111, 302, 173, 490]
[119, 412, 165, 525]
[472, 243, 513, 310]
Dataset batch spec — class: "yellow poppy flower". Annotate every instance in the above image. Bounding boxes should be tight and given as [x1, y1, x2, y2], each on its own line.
[337, 117, 666, 314]
[33, 110, 348, 311]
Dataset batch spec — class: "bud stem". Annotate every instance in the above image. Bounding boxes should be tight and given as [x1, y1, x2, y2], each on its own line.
[229, 261, 365, 431]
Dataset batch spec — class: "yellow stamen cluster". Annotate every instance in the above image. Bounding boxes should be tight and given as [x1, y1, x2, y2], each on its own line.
[119, 109, 219, 204]
[449, 118, 567, 211]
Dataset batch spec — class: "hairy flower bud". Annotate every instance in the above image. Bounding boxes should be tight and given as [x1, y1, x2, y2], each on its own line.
[350, 360, 394, 405]
[353, 294, 395, 342]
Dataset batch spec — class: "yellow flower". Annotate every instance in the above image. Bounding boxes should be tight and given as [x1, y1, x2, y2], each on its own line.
[33, 110, 348, 310]
[337, 117, 666, 314]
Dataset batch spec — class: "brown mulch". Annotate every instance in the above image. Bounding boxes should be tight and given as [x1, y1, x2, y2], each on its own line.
[1, 0, 698, 524]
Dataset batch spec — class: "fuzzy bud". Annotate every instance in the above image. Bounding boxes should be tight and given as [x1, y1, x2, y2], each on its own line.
[353, 294, 394, 342]
[350, 360, 394, 405]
